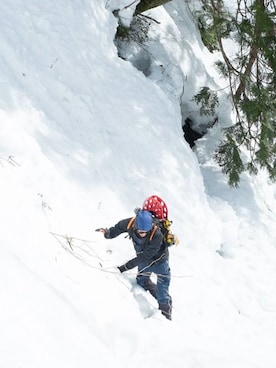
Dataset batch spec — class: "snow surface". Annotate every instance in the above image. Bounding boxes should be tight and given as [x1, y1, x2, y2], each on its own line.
[1, 1, 276, 367]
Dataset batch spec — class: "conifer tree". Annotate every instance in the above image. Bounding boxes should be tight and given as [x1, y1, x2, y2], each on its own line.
[195, 0, 276, 186]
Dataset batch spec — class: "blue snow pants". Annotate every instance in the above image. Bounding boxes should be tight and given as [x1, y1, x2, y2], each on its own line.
[136, 259, 171, 305]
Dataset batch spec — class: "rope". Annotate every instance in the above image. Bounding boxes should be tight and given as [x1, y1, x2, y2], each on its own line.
[39, 195, 192, 280]
[103, 267, 193, 279]
[51, 231, 192, 279]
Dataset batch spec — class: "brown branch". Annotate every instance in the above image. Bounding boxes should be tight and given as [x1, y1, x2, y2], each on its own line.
[234, 47, 258, 100]
[135, 0, 172, 14]
[123, 0, 140, 10]
[234, 0, 265, 100]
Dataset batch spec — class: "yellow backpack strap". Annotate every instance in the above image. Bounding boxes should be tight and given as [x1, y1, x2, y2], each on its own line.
[149, 224, 158, 241]
[127, 216, 136, 230]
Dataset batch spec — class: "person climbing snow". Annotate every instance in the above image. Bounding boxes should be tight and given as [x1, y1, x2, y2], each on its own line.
[96, 208, 173, 320]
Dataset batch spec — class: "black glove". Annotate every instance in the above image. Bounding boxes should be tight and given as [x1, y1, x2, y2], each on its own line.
[118, 264, 128, 273]
[117, 257, 140, 273]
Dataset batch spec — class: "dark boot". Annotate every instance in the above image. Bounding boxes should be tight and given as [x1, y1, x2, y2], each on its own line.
[144, 279, 157, 299]
[159, 298, 172, 320]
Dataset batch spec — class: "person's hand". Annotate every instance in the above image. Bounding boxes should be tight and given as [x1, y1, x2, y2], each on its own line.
[117, 264, 128, 273]
[95, 228, 111, 239]
[95, 228, 106, 234]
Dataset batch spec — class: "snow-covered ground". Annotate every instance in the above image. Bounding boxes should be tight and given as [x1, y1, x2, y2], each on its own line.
[1, 1, 275, 367]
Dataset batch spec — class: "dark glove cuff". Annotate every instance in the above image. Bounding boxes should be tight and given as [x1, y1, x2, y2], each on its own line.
[125, 257, 139, 270]
[118, 257, 139, 273]
[104, 229, 111, 239]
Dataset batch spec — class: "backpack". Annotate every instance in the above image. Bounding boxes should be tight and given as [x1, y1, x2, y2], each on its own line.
[142, 195, 168, 220]
[127, 195, 176, 246]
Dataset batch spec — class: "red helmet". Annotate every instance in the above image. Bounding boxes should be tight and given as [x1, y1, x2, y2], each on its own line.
[142, 195, 168, 220]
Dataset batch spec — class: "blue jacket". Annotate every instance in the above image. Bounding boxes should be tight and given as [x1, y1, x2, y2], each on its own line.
[105, 218, 169, 270]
